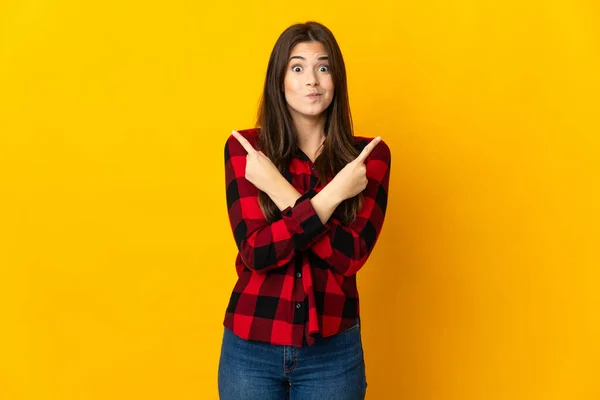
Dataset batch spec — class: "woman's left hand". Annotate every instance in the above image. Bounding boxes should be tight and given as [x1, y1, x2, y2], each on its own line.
[231, 130, 283, 195]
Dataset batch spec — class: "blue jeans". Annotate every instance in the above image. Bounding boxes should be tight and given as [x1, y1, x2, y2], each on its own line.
[217, 318, 367, 400]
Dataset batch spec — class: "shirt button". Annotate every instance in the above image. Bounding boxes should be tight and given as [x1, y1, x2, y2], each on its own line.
[296, 303, 302, 309]
[296, 272, 302, 278]
[311, 166, 316, 172]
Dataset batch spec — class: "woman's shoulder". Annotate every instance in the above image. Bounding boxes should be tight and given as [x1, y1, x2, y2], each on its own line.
[225, 128, 261, 155]
[353, 135, 391, 163]
[235, 127, 261, 139]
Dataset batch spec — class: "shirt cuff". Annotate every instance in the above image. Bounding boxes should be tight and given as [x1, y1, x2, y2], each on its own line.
[282, 189, 328, 251]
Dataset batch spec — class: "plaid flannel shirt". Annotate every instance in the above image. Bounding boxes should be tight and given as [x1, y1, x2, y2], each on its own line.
[223, 128, 391, 346]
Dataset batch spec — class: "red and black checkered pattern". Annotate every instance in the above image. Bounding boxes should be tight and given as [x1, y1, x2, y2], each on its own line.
[223, 128, 391, 347]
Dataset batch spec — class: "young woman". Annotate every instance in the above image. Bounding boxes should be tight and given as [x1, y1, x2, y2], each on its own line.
[218, 21, 391, 400]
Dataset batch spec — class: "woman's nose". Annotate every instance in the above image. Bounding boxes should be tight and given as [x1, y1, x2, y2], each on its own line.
[305, 71, 319, 86]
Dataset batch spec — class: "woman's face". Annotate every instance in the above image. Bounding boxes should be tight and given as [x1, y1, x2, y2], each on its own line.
[283, 41, 334, 122]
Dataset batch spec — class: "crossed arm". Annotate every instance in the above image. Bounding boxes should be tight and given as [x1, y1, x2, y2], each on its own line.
[225, 131, 391, 276]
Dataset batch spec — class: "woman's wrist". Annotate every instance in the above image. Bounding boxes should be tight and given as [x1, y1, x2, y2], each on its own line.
[264, 174, 346, 217]
[320, 178, 346, 205]
[309, 182, 344, 225]
[265, 176, 302, 211]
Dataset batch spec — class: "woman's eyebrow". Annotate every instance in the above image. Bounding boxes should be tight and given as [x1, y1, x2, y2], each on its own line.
[288, 55, 329, 61]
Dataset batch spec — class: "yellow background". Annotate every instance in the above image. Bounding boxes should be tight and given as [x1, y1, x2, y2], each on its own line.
[1, 1, 599, 399]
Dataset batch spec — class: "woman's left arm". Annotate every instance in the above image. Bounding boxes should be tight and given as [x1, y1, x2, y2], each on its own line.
[308, 141, 391, 276]
[262, 141, 392, 277]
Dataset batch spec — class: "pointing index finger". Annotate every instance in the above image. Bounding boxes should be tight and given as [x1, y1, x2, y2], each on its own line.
[355, 136, 381, 163]
[231, 130, 256, 154]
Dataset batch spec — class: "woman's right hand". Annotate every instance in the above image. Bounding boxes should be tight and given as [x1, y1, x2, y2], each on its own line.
[330, 136, 382, 202]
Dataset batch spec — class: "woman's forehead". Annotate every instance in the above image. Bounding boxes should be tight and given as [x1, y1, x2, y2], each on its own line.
[289, 41, 328, 58]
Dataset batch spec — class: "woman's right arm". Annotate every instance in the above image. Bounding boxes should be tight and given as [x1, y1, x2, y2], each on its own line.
[225, 134, 332, 274]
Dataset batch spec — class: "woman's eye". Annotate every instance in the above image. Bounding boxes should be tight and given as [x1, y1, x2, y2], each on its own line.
[291, 65, 329, 72]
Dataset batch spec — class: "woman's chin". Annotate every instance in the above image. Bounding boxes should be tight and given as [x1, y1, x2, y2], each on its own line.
[297, 108, 327, 118]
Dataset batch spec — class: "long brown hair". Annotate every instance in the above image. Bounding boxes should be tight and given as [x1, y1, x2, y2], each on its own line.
[255, 21, 363, 224]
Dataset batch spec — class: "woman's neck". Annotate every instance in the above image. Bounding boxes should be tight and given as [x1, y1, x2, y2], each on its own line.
[293, 115, 326, 162]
